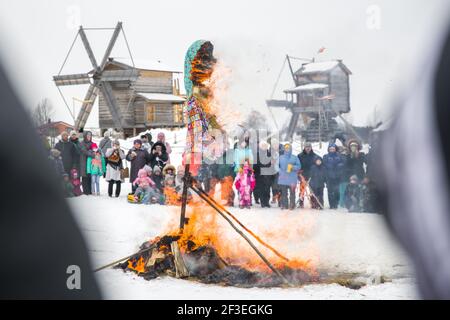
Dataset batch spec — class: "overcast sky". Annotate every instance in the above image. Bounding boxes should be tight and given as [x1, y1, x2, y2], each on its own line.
[0, 0, 449, 128]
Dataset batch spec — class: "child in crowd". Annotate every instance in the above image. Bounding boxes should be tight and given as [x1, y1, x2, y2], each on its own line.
[163, 164, 176, 182]
[309, 157, 326, 209]
[360, 176, 378, 213]
[70, 168, 83, 197]
[132, 168, 156, 204]
[152, 165, 164, 193]
[234, 161, 256, 209]
[344, 175, 362, 212]
[62, 173, 74, 198]
[87, 146, 105, 196]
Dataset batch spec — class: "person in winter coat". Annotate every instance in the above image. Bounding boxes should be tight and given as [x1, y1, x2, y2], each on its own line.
[216, 148, 235, 206]
[148, 141, 169, 171]
[99, 131, 112, 157]
[78, 131, 95, 195]
[132, 168, 156, 204]
[323, 143, 344, 209]
[126, 139, 151, 193]
[104, 140, 125, 198]
[344, 175, 362, 212]
[297, 142, 319, 180]
[345, 139, 367, 181]
[48, 148, 65, 177]
[156, 132, 172, 162]
[163, 163, 176, 176]
[87, 147, 106, 196]
[309, 157, 326, 209]
[234, 161, 256, 209]
[268, 138, 282, 205]
[360, 176, 378, 213]
[140, 134, 152, 151]
[175, 165, 192, 199]
[151, 165, 164, 193]
[163, 165, 177, 205]
[254, 140, 273, 208]
[338, 145, 349, 208]
[297, 142, 319, 208]
[62, 173, 74, 198]
[70, 168, 82, 196]
[69, 130, 81, 171]
[277, 143, 301, 210]
[54, 131, 77, 174]
[233, 139, 254, 173]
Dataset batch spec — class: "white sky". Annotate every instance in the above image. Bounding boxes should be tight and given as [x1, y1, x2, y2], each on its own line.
[0, 0, 449, 127]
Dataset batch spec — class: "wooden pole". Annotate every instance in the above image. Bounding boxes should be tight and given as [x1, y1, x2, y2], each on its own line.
[190, 185, 292, 286]
[194, 183, 289, 262]
[179, 163, 190, 232]
[93, 243, 157, 272]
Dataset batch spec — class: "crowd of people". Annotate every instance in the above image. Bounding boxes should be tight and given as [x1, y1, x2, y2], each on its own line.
[46, 129, 379, 213]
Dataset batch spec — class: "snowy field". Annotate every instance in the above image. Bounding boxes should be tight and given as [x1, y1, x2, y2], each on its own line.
[68, 182, 417, 300]
[66, 129, 418, 299]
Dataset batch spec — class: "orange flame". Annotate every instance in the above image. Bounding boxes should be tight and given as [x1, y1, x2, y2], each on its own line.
[127, 256, 146, 274]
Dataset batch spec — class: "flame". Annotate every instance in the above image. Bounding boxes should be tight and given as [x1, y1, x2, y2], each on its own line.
[164, 187, 180, 206]
[127, 256, 146, 274]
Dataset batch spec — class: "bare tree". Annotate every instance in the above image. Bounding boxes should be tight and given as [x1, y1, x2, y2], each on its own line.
[32, 98, 54, 127]
[240, 109, 269, 130]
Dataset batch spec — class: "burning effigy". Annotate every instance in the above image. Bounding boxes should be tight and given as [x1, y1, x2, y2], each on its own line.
[109, 40, 323, 288]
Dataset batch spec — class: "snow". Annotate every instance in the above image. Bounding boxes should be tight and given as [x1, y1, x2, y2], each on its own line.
[297, 61, 340, 74]
[77, 127, 417, 299]
[137, 92, 186, 103]
[68, 193, 417, 299]
[285, 83, 329, 93]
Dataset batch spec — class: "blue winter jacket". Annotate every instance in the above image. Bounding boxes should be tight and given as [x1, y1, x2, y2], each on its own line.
[277, 146, 301, 186]
[323, 151, 344, 181]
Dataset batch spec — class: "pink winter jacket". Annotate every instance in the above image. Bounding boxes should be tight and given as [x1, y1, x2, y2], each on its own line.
[133, 169, 155, 188]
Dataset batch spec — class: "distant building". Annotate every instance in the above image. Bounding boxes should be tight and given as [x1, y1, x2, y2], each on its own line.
[37, 120, 74, 137]
[98, 58, 186, 137]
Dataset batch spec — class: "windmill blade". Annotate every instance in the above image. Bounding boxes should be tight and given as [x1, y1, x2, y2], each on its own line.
[99, 81, 125, 129]
[79, 26, 98, 70]
[74, 84, 99, 131]
[99, 22, 122, 71]
[99, 69, 139, 82]
[53, 73, 91, 86]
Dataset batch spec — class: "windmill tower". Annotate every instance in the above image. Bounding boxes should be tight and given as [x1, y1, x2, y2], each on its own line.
[266, 55, 352, 142]
[54, 22, 185, 137]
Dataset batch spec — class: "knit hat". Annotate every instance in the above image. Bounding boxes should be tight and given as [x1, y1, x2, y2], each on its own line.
[153, 165, 162, 173]
[143, 164, 153, 175]
[113, 139, 120, 146]
[133, 139, 142, 145]
[103, 131, 110, 138]
[70, 130, 78, 137]
[350, 174, 359, 182]
[328, 143, 337, 151]
[304, 142, 312, 148]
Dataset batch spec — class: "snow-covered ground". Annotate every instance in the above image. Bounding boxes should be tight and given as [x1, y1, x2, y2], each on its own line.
[64, 128, 419, 299]
[68, 181, 417, 299]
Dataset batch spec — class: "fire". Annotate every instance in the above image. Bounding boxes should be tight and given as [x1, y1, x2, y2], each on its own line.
[127, 256, 146, 274]
[164, 187, 180, 206]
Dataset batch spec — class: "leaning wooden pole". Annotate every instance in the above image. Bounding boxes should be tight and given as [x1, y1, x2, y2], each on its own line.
[190, 185, 291, 286]
[194, 183, 289, 262]
[93, 243, 157, 273]
[179, 163, 191, 233]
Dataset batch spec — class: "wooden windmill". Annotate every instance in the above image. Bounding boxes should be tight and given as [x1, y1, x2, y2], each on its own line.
[54, 22, 185, 136]
[266, 55, 352, 142]
[54, 22, 137, 132]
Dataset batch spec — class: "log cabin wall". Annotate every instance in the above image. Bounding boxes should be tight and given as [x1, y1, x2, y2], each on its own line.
[329, 67, 350, 113]
[98, 83, 136, 128]
[133, 70, 173, 93]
